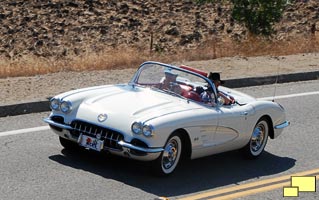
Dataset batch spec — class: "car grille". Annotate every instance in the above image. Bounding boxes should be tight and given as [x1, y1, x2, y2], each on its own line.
[70, 120, 124, 150]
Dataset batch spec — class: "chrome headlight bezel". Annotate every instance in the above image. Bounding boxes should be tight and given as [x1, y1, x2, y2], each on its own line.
[50, 98, 60, 111]
[60, 101, 72, 113]
[142, 125, 154, 137]
[132, 122, 154, 137]
[131, 122, 143, 134]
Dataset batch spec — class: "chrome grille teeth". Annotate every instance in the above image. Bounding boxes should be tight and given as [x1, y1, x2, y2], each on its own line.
[99, 129, 103, 138]
[70, 120, 123, 150]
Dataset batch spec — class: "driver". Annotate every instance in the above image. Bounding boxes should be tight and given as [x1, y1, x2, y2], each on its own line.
[159, 69, 182, 94]
[208, 72, 235, 105]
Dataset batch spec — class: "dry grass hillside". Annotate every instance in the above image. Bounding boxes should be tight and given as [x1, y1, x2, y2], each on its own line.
[0, 0, 319, 78]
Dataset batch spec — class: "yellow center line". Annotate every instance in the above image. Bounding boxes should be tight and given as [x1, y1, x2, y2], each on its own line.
[209, 181, 291, 200]
[178, 168, 319, 200]
[211, 175, 319, 200]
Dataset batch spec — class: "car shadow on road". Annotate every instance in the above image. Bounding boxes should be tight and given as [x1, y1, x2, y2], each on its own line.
[49, 148, 295, 197]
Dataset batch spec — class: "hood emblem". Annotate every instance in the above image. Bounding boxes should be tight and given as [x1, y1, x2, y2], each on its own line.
[97, 113, 108, 122]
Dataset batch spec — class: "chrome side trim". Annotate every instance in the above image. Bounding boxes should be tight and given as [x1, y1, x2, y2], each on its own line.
[43, 118, 73, 130]
[274, 121, 290, 129]
[118, 140, 164, 153]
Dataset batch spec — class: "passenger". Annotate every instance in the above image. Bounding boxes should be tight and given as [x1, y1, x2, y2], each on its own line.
[160, 69, 182, 94]
[207, 72, 235, 105]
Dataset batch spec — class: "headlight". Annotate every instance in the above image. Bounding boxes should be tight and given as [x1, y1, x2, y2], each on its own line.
[142, 125, 153, 137]
[131, 122, 142, 134]
[50, 98, 60, 110]
[60, 101, 72, 113]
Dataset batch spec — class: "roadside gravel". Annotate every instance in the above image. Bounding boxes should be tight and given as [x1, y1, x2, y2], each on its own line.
[1, 53, 318, 106]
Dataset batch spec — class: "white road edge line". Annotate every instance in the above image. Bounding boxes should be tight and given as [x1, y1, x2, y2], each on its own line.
[0, 126, 49, 137]
[1, 90, 319, 137]
[257, 91, 319, 101]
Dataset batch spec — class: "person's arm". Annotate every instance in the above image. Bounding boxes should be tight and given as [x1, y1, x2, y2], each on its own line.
[218, 92, 234, 105]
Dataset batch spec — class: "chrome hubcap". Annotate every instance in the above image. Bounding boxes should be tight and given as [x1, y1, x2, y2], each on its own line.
[251, 124, 265, 152]
[162, 139, 178, 169]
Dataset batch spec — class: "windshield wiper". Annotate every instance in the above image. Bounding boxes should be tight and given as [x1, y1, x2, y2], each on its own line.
[129, 82, 148, 89]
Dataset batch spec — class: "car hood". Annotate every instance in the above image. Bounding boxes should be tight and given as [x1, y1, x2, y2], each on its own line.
[61, 84, 202, 125]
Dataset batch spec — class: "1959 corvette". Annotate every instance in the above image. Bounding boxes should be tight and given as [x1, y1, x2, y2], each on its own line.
[44, 61, 290, 175]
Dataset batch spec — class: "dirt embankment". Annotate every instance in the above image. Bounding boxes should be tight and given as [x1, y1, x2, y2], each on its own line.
[0, 0, 318, 59]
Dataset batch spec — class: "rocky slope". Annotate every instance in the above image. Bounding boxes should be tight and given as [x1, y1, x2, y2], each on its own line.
[0, 0, 318, 59]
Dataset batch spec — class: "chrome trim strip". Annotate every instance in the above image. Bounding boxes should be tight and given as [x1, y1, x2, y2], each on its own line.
[118, 140, 164, 153]
[43, 118, 73, 130]
[274, 121, 290, 129]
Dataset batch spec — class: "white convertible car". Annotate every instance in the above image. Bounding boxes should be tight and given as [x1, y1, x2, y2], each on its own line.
[44, 61, 289, 175]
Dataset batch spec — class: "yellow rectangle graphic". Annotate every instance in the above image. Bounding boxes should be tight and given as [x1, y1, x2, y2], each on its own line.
[283, 187, 299, 197]
[291, 176, 316, 192]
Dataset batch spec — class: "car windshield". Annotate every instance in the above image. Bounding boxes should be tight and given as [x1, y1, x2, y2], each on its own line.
[131, 62, 217, 104]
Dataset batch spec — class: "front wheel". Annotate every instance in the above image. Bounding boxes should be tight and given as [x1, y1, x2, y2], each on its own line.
[242, 118, 269, 159]
[152, 133, 183, 176]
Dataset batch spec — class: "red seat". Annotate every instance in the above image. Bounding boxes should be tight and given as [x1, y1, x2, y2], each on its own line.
[182, 91, 201, 102]
[180, 84, 192, 92]
[180, 85, 201, 102]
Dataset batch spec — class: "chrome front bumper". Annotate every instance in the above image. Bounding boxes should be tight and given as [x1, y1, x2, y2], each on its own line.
[44, 118, 73, 130]
[44, 118, 163, 161]
[118, 141, 163, 153]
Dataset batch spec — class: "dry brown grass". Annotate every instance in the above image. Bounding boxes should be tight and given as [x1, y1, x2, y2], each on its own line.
[1, 35, 318, 78]
[187, 34, 319, 60]
[0, 48, 148, 78]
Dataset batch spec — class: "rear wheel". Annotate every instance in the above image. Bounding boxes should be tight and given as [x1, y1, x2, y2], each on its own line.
[152, 133, 182, 176]
[242, 118, 269, 159]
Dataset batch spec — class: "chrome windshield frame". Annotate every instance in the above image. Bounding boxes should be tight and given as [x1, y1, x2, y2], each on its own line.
[129, 61, 218, 104]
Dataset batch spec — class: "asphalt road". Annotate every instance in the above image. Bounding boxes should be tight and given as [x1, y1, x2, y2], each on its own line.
[0, 80, 319, 200]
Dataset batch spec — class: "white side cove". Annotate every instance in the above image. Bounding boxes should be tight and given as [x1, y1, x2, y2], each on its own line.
[0, 90, 318, 137]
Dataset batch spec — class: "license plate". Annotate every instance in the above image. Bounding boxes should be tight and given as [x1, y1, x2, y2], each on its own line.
[78, 134, 104, 151]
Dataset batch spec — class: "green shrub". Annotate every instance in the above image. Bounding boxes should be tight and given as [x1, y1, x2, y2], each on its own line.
[196, 0, 287, 36]
[231, 0, 286, 35]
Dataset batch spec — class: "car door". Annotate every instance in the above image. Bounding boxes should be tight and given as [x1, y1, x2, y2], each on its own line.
[211, 103, 255, 150]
